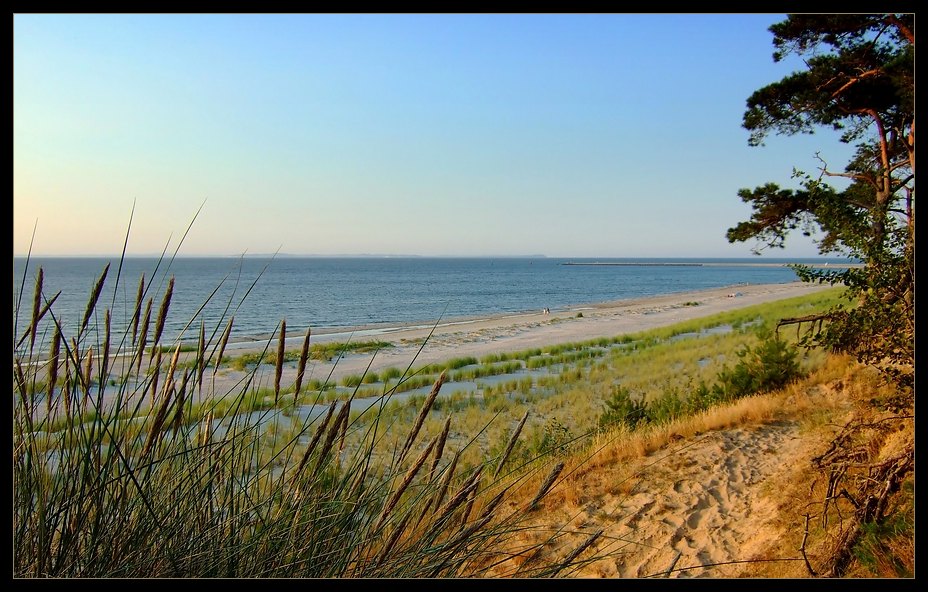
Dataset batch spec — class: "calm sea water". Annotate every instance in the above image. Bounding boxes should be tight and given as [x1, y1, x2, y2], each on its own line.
[12, 257, 850, 346]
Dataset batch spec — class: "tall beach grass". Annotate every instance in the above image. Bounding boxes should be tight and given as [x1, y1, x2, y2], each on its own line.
[13, 247, 614, 578]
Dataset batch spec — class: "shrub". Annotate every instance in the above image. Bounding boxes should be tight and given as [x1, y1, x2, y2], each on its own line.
[685, 380, 730, 413]
[529, 417, 575, 458]
[599, 385, 649, 430]
[715, 331, 803, 399]
[648, 387, 686, 425]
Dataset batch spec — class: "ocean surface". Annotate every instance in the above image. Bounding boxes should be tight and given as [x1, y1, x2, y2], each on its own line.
[12, 256, 852, 346]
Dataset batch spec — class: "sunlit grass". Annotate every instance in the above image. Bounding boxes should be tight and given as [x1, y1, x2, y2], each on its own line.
[13, 233, 851, 579]
[13, 249, 625, 579]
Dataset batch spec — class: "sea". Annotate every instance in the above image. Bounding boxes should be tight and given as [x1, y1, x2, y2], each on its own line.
[12, 256, 854, 348]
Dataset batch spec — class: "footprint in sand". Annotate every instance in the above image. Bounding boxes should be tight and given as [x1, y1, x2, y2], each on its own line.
[707, 485, 727, 510]
[622, 499, 656, 529]
[685, 509, 705, 530]
[662, 513, 685, 530]
[598, 420, 815, 578]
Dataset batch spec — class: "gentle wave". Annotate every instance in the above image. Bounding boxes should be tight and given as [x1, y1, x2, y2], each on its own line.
[13, 256, 853, 346]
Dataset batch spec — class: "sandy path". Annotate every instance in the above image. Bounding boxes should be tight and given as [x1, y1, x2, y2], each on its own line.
[588, 422, 812, 578]
[486, 383, 842, 581]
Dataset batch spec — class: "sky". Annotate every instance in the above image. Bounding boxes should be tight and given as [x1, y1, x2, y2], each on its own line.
[13, 13, 858, 258]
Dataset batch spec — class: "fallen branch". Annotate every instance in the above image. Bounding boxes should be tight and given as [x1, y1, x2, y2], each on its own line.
[775, 313, 831, 340]
[818, 443, 913, 577]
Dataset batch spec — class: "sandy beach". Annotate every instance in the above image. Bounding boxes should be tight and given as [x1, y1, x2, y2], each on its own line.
[220, 280, 834, 391]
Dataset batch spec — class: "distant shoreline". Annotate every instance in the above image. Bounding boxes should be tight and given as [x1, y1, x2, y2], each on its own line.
[561, 262, 862, 269]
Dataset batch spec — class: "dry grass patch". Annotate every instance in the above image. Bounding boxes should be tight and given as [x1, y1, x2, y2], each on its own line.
[727, 357, 913, 578]
[483, 352, 910, 579]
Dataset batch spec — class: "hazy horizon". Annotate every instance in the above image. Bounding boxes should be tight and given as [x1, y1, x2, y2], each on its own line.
[14, 252, 857, 261]
[15, 14, 855, 259]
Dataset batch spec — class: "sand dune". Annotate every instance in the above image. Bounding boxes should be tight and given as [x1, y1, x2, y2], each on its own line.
[579, 422, 816, 578]
[496, 384, 852, 579]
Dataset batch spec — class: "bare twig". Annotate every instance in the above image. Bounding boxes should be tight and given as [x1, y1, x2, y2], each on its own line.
[800, 513, 817, 576]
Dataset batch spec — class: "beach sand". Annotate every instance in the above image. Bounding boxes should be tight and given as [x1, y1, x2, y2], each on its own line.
[218, 280, 833, 391]
[511, 410, 844, 578]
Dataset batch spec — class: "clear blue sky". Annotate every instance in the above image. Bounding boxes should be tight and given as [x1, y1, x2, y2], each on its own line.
[14, 13, 855, 258]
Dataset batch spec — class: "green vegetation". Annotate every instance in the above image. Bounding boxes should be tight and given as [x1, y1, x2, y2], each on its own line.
[13, 256, 623, 578]
[308, 288, 846, 477]
[341, 373, 364, 388]
[714, 330, 803, 398]
[449, 361, 522, 382]
[850, 479, 915, 577]
[727, 15, 914, 578]
[157, 342, 199, 354]
[421, 356, 480, 373]
[730, 14, 914, 397]
[530, 418, 575, 458]
[598, 330, 804, 430]
[599, 386, 650, 430]
[226, 339, 395, 370]
[479, 352, 519, 364]
[380, 366, 403, 381]
[249, 291, 847, 422]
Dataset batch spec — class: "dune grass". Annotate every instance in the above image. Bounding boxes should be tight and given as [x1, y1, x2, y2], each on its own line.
[13, 223, 854, 579]
[340, 288, 831, 462]
[224, 339, 395, 371]
[13, 251, 625, 578]
[269, 288, 846, 498]
[320, 289, 844, 477]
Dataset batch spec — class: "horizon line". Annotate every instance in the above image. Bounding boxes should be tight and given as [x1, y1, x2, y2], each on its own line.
[13, 253, 857, 260]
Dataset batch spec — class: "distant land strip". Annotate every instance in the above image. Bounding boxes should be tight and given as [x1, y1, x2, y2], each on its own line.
[560, 262, 863, 268]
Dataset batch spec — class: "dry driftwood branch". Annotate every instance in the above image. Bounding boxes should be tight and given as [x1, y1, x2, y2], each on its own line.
[775, 313, 831, 340]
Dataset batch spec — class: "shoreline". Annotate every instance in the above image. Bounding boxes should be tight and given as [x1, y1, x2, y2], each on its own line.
[216, 281, 836, 383]
[223, 280, 826, 350]
[28, 280, 838, 417]
[22, 281, 837, 370]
